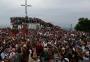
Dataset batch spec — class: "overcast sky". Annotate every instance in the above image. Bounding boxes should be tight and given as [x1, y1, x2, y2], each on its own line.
[0, 0, 90, 28]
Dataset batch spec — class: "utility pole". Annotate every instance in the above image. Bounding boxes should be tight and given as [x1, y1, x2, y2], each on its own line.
[70, 24, 73, 31]
[21, 0, 31, 17]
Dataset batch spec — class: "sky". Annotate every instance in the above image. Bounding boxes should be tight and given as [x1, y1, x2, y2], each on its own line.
[0, 0, 90, 28]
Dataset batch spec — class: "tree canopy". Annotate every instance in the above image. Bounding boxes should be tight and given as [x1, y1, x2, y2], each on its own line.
[75, 18, 90, 32]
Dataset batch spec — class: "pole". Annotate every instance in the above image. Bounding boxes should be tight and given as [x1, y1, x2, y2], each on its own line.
[71, 24, 72, 31]
[25, 0, 27, 17]
[21, 0, 31, 17]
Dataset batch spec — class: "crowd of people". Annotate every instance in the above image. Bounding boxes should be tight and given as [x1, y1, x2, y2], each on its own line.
[0, 24, 90, 62]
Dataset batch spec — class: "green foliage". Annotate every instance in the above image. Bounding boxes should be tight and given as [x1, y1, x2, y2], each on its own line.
[75, 18, 90, 32]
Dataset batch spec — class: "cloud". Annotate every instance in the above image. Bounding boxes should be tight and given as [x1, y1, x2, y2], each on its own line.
[0, 0, 90, 28]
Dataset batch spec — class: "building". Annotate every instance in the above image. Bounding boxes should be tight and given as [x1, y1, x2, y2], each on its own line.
[10, 17, 45, 30]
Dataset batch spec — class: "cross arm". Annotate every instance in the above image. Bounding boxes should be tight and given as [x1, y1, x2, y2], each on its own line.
[21, 5, 32, 7]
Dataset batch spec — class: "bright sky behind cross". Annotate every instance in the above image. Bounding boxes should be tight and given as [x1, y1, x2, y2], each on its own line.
[0, 0, 90, 28]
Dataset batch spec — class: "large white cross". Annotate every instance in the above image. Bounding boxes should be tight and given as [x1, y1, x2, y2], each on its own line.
[21, 0, 31, 17]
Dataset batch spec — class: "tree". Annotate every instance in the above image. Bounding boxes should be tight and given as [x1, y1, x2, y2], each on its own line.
[75, 18, 90, 32]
